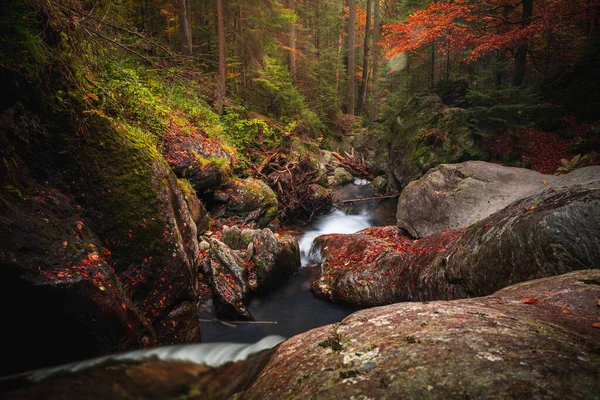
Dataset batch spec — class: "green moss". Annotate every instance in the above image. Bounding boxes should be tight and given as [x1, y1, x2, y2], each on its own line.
[3, 185, 22, 198]
[318, 329, 343, 352]
[57, 110, 168, 267]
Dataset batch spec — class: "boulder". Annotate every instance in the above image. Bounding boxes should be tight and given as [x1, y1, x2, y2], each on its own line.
[0, 186, 155, 376]
[213, 178, 279, 228]
[0, 108, 158, 375]
[397, 161, 600, 238]
[332, 167, 353, 186]
[387, 94, 480, 190]
[5, 106, 203, 351]
[207, 238, 252, 320]
[340, 129, 388, 175]
[59, 114, 203, 346]
[312, 183, 600, 307]
[243, 270, 600, 399]
[163, 124, 233, 192]
[250, 229, 300, 293]
[371, 175, 388, 193]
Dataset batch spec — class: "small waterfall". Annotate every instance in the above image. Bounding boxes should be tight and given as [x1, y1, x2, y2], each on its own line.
[298, 210, 373, 266]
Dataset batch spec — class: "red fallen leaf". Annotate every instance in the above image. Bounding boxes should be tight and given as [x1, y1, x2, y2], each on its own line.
[62, 241, 68, 247]
[121, 302, 126, 310]
[103, 248, 111, 256]
[76, 220, 84, 230]
[97, 272, 105, 279]
[593, 322, 600, 329]
[521, 298, 538, 304]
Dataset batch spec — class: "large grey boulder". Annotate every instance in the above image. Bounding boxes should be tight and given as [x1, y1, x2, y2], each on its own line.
[397, 161, 600, 238]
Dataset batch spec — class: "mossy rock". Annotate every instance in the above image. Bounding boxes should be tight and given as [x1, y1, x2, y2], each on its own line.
[163, 126, 233, 193]
[387, 93, 483, 189]
[333, 168, 353, 186]
[53, 110, 201, 345]
[213, 178, 279, 228]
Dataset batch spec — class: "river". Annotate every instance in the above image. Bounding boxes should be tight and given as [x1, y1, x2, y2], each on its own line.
[199, 179, 397, 343]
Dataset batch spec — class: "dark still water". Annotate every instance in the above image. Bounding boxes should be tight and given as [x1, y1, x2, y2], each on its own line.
[200, 179, 397, 343]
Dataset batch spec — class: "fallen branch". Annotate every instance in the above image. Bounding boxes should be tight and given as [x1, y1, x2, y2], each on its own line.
[340, 194, 399, 204]
[199, 319, 278, 325]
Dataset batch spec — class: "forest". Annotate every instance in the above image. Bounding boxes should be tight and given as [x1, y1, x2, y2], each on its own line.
[1, 0, 599, 398]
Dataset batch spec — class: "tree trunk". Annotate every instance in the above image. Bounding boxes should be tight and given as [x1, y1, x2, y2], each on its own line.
[347, 0, 356, 115]
[216, 0, 226, 115]
[178, 0, 193, 54]
[358, 0, 372, 113]
[512, 0, 533, 87]
[430, 43, 435, 89]
[370, 0, 380, 121]
[288, 0, 297, 83]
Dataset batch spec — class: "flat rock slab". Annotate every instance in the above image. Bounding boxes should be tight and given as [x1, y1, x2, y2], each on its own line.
[243, 270, 600, 399]
[397, 161, 600, 238]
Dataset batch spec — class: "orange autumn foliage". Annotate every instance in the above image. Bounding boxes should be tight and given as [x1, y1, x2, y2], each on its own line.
[382, 0, 595, 66]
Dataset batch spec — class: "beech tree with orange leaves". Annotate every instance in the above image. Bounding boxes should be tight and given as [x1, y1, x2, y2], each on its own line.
[382, 0, 597, 87]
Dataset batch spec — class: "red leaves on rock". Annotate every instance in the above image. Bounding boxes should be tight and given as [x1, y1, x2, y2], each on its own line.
[521, 298, 538, 304]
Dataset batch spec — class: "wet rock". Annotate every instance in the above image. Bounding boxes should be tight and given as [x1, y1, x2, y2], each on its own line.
[313, 183, 600, 307]
[0, 186, 155, 376]
[371, 175, 388, 193]
[213, 178, 279, 228]
[207, 239, 252, 320]
[243, 270, 600, 399]
[222, 225, 246, 250]
[397, 161, 600, 238]
[251, 229, 300, 293]
[333, 167, 353, 186]
[2, 343, 278, 400]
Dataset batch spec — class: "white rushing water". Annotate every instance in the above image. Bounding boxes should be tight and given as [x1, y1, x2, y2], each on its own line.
[353, 177, 371, 186]
[4, 335, 286, 384]
[298, 210, 373, 266]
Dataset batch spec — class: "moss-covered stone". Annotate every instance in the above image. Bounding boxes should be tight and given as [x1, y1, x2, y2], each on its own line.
[386, 93, 484, 189]
[332, 168, 353, 186]
[213, 178, 279, 228]
[53, 110, 201, 345]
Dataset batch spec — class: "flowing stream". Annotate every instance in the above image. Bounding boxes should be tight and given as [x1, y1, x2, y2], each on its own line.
[200, 179, 397, 343]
